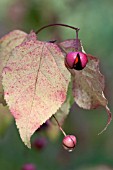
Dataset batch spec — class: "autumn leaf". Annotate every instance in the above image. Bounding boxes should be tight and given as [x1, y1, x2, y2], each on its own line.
[50, 80, 74, 126]
[50, 96, 70, 126]
[59, 39, 112, 134]
[46, 97, 71, 141]
[59, 39, 85, 53]
[71, 54, 112, 134]
[72, 55, 107, 109]
[2, 31, 71, 148]
[46, 82, 74, 140]
[59, 40, 108, 109]
[0, 30, 27, 105]
[46, 87, 72, 140]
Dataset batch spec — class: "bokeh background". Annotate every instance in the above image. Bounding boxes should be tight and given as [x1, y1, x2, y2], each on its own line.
[0, 0, 113, 170]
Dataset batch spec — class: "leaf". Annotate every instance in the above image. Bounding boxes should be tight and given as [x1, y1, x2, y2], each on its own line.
[72, 55, 106, 109]
[2, 31, 71, 148]
[46, 83, 74, 140]
[50, 80, 74, 126]
[59, 38, 112, 134]
[71, 54, 112, 134]
[50, 96, 70, 126]
[47, 84, 73, 140]
[46, 98, 70, 141]
[58, 39, 85, 53]
[0, 104, 13, 137]
[0, 30, 27, 105]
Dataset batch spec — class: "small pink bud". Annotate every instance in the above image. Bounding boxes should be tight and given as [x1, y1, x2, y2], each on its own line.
[65, 52, 88, 70]
[62, 135, 77, 152]
[22, 163, 36, 170]
[32, 137, 47, 150]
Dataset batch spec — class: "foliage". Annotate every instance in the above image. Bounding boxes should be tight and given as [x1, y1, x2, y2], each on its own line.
[0, 0, 113, 170]
[0, 26, 111, 149]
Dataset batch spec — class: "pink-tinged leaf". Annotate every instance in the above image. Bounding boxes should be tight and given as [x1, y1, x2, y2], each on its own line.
[0, 30, 27, 105]
[46, 98, 70, 141]
[2, 31, 71, 148]
[50, 97, 70, 126]
[58, 39, 85, 53]
[71, 54, 112, 134]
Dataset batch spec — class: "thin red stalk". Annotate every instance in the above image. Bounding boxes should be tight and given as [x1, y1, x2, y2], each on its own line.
[53, 115, 66, 136]
[36, 23, 80, 35]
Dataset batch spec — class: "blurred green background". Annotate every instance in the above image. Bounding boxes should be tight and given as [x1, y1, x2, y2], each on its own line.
[0, 0, 113, 170]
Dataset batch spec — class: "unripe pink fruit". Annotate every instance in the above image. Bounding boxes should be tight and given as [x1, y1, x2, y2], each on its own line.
[22, 163, 36, 170]
[65, 51, 88, 70]
[62, 135, 77, 152]
[32, 137, 47, 150]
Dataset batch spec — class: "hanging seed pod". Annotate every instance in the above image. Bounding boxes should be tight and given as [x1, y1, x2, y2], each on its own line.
[65, 52, 88, 70]
[62, 135, 77, 152]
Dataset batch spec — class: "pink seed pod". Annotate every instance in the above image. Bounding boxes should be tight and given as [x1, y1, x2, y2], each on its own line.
[32, 137, 47, 150]
[65, 51, 88, 70]
[22, 163, 36, 170]
[62, 135, 77, 152]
